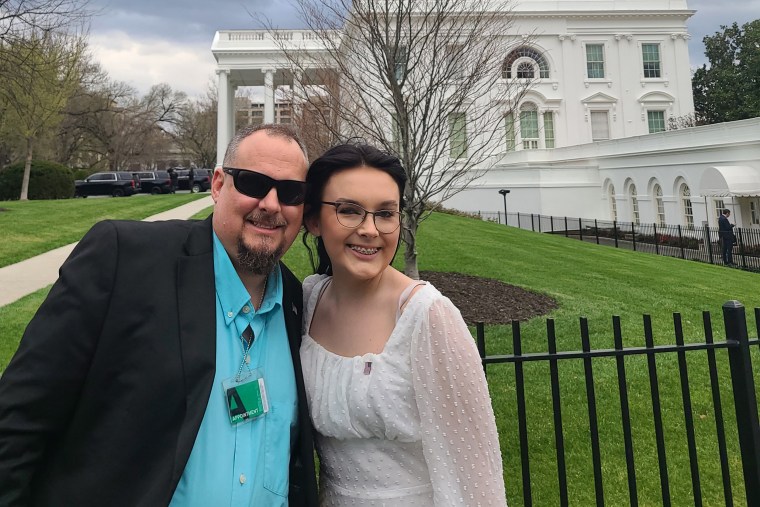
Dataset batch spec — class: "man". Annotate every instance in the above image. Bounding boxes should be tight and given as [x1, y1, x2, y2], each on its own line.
[168, 167, 178, 193]
[188, 166, 196, 193]
[0, 124, 319, 506]
[718, 208, 735, 266]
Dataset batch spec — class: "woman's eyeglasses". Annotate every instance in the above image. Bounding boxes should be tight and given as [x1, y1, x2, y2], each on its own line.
[322, 201, 401, 234]
[222, 168, 307, 206]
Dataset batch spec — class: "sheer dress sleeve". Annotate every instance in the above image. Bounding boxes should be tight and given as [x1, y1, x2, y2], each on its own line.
[411, 295, 508, 506]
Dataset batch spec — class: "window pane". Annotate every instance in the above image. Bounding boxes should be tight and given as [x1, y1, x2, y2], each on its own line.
[448, 112, 467, 159]
[586, 44, 605, 79]
[544, 112, 555, 148]
[520, 110, 538, 139]
[505, 113, 515, 151]
[590, 111, 610, 140]
[642, 43, 661, 78]
[395, 46, 407, 81]
[648, 110, 666, 133]
[654, 184, 665, 226]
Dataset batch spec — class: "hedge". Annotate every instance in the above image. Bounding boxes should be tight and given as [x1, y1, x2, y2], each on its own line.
[0, 161, 75, 200]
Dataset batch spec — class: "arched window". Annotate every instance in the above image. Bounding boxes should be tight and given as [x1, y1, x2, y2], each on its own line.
[630, 184, 640, 225]
[680, 183, 694, 228]
[503, 47, 550, 79]
[608, 184, 617, 221]
[653, 184, 665, 226]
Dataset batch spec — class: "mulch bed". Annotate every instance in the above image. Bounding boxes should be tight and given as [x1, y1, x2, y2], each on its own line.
[420, 271, 558, 325]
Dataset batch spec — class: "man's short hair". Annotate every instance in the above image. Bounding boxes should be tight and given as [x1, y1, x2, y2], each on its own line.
[223, 124, 308, 167]
[723, 209, 731, 215]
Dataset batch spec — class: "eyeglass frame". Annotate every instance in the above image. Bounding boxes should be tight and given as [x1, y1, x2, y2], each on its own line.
[222, 167, 307, 206]
[321, 201, 402, 234]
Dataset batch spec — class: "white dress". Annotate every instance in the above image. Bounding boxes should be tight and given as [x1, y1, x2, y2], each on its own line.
[300, 274, 507, 506]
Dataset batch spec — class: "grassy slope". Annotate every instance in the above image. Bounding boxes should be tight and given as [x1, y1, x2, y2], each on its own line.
[2, 209, 758, 505]
[0, 194, 205, 267]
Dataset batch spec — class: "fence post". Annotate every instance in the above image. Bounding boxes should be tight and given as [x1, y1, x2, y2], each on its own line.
[737, 228, 747, 269]
[476, 322, 486, 376]
[518, 213, 521, 229]
[564, 216, 568, 237]
[551, 216, 555, 234]
[631, 223, 637, 252]
[704, 224, 714, 265]
[538, 215, 542, 233]
[531, 214, 535, 232]
[579, 218, 583, 242]
[595, 219, 600, 244]
[723, 301, 760, 505]
[613, 221, 619, 248]
[678, 225, 686, 259]
[653, 223, 659, 255]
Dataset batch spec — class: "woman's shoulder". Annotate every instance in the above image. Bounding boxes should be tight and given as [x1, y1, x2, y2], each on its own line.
[303, 273, 331, 300]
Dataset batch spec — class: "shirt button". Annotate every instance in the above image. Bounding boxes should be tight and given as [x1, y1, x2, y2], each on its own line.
[239, 474, 246, 484]
[242, 305, 251, 314]
[227, 311, 234, 318]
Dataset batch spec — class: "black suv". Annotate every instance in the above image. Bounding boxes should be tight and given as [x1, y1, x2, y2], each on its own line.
[133, 171, 172, 194]
[75, 172, 139, 197]
[176, 168, 212, 193]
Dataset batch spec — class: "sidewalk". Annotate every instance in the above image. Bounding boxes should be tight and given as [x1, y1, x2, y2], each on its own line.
[0, 196, 214, 308]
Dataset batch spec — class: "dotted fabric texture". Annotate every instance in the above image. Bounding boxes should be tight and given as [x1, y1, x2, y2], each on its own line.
[301, 274, 507, 506]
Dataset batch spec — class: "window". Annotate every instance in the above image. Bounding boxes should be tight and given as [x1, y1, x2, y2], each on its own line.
[586, 44, 605, 79]
[519, 104, 539, 150]
[445, 45, 463, 80]
[642, 43, 661, 78]
[590, 111, 610, 141]
[751, 200, 760, 225]
[654, 184, 665, 226]
[714, 199, 725, 220]
[680, 183, 694, 228]
[630, 184, 640, 225]
[609, 184, 617, 221]
[503, 46, 550, 79]
[544, 112, 555, 148]
[505, 113, 516, 151]
[648, 110, 666, 133]
[448, 112, 467, 159]
[394, 46, 407, 82]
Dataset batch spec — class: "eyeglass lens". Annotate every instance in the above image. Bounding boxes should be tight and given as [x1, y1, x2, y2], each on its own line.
[224, 168, 306, 205]
[333, 202, 400, 233]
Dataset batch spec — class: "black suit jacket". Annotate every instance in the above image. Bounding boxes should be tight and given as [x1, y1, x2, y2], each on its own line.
[0, 217, 318, 506]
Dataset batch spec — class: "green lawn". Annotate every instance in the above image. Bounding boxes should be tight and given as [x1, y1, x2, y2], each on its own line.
[0, 194, 206, 267]
[1, 210, 758, 506]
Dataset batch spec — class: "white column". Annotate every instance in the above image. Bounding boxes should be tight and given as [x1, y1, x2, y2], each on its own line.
[216, 69, 232, 168]
[263, 68, 275, 124]
[538, 108, 546, 149]
[228, 84, 235, 139]
[292, 70, 303, 123]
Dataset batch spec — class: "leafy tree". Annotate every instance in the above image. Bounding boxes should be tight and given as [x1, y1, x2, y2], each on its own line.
[692, 19, 760, 124]
[270, 0, 533, 277]
[0, 29, 86, 199]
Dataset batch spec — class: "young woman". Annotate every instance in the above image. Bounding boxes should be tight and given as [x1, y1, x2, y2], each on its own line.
[300, 143, 507, 506]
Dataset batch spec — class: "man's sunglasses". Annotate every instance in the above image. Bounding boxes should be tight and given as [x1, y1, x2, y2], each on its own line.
[222, 168, 307, 206]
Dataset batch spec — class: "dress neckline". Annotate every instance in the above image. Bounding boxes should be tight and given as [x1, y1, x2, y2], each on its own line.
[304, 276, 428, 360]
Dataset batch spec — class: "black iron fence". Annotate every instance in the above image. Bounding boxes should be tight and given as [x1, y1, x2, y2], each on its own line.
[478, 212, 760, 271]
[476, 302, 760, 506]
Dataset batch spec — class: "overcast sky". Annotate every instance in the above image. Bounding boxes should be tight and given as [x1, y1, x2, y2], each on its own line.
[86, 0, 760, 99]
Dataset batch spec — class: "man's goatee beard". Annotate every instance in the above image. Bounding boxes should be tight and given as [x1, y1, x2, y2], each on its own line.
[237, 237, 283, 275]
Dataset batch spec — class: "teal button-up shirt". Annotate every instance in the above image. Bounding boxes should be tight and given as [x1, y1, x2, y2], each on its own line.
[169, 233, 298, 506]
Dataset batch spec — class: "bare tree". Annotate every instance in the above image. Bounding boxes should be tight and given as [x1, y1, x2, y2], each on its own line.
[269, 0, 532, 277]
[172, 86, 217, 168]
[0, 0, 91, 43]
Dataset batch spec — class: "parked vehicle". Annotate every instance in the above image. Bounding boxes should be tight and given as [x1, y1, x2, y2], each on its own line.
[75, 172, 139, 197]
[133, 171, 172, 194]
[176, 168, 213, 193]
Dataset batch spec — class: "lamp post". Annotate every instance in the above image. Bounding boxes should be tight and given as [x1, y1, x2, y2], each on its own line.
[499, 189, 510, 226]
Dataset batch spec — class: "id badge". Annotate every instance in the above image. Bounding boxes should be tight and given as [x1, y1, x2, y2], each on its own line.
[222, 369, 269, 426]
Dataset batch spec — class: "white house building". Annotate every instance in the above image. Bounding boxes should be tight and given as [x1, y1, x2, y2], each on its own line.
[211, 0, 760, 228]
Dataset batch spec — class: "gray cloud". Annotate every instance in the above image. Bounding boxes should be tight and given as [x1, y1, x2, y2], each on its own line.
[687, 0, 759, 67]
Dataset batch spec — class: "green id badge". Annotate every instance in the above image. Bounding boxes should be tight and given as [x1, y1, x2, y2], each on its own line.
[222, 370, 269, 426]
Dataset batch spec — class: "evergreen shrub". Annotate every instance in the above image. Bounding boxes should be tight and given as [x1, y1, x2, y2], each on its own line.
[0, 161, 75, 200]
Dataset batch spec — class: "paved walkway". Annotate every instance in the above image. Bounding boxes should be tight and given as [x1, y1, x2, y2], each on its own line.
[0, 196, 214, 308]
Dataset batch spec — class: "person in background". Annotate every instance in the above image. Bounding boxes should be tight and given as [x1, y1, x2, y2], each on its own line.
[168, 167, 178, 193]
[188, 167, 196, 193]
[718, 208, 735, 266]
[0, 124, 318, 506]
[299, 142, 507, 506]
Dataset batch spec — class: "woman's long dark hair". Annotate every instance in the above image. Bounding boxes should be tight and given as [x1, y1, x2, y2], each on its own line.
[303, 142, 407, 275]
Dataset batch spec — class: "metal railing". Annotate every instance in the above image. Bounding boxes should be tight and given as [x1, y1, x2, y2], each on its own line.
[478, 212, 760, 271]
[476, 303, 760, 506]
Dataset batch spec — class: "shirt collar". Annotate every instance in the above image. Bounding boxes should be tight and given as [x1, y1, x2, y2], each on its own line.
[213, 232, 282, 327]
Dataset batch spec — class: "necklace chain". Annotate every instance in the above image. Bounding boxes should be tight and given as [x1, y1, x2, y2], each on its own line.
[234, 276, 269, 381]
